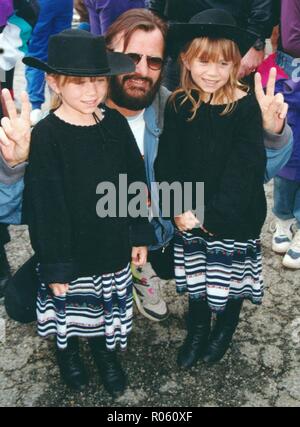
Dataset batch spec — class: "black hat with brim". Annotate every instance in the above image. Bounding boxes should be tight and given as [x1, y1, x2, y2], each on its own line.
[22, 29, 135, 76]
[167, 9, 259, 57]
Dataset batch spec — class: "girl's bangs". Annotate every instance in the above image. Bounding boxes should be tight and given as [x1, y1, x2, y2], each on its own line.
[188, 37, 240, 63]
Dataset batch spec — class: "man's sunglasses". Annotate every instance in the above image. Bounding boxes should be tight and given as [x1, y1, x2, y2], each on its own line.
[126, 53, 164, 70]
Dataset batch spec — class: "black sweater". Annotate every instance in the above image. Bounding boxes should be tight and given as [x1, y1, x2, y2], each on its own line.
[155, 92, 267, 241]
[23, 106, 155, 285]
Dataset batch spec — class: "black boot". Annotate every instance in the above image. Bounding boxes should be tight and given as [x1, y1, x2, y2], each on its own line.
[177, 299, 211, 369]
[89, 337, 127, 398]
[0, 247, 11, 298]
[56, 337, 89, 392]
[203, 299, 243, 365]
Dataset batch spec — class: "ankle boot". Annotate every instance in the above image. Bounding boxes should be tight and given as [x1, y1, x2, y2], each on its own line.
[56, 337, 89, 391]
[89, 337, 127, 398]
[0, 247, 11, 298]
[177, 299, 211, 369]
[203, 299, 243, 364]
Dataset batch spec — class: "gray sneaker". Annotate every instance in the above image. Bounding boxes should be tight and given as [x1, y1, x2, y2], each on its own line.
[131, 263, 169, 322]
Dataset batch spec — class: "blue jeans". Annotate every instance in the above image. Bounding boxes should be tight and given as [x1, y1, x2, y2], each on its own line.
[25, 0, 73, 109]
[273, 176, 300, 228]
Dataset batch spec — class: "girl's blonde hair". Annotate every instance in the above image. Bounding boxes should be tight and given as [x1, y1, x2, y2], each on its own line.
[48, 75, 109, 109]
[172, 37, 248, 120]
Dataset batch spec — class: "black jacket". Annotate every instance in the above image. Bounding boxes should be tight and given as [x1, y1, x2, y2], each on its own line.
[149, 0, 274, 39]
[155, 92, 267, 241]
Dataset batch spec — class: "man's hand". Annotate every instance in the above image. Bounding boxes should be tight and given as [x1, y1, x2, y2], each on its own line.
[49, 283, 69, 297]
[0, 89, 32, 167]
[239, 47, 265, 79]
[174, 211, 200, 232]
[132, 246, 147, 267]
[255, 67, 288, 134]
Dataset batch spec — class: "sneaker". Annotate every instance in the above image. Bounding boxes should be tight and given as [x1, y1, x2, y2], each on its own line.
[131, 263, 169, 322]
[271, 218, 295, 254]
[283, 230, 300, 269]
[30, 108, 43, 126]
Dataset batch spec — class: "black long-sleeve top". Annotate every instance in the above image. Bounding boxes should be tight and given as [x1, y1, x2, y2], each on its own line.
[149, 0, 274, 39]
[155, 92, 267, 241]
[23, 106, 155, 285]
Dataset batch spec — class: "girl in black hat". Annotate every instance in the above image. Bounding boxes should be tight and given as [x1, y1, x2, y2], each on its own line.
[155, 9, 267, 368]
[22, 29, 155, 396]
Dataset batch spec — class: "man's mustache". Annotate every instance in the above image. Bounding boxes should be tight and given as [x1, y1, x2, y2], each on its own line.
[122, 74, 153, 86]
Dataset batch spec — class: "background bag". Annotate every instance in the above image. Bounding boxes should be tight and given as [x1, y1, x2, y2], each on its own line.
[4, 256, 38, 323]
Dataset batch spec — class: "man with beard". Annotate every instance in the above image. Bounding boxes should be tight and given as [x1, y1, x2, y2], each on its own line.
[0, 8, 293, 324]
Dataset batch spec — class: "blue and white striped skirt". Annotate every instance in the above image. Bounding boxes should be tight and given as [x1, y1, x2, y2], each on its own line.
[36, 263, 133, 350]
[174, 231, 264, 312]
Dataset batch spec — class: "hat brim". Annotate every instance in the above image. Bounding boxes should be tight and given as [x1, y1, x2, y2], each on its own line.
[22, 51, 135, 76]
[167, 23, 258, 57]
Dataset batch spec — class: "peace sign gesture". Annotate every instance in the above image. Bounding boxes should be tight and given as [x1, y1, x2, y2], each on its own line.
[0, 89, 32, 167]
[255, 67, 288, 134]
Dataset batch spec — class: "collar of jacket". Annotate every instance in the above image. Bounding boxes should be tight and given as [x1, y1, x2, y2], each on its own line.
[144, 85, 171, 135]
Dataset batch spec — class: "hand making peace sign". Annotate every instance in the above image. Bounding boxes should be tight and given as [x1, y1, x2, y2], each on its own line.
[0, 89, 32, 167]
[255, 67, 289, 134]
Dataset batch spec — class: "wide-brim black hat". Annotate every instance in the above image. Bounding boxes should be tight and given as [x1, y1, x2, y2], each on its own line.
[167, 9, 258, 57]
[23, 29, 135, 76]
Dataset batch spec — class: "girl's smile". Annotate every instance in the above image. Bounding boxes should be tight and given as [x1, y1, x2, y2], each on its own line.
[187, 59, 234, 94]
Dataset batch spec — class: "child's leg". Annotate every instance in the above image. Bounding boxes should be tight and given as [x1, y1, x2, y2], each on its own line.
[56, 336, 89, 392]
[177, 297, 211, 369]
[88, 336, 127, 398]
[273, 176, 299, 220]
[272, 176, 298, 253]
[292, 184, 300, 229]
[203, 299, 243, 364]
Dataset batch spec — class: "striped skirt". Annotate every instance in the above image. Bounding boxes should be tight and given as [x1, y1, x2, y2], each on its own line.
[36, 263, 133, 350]
[174, 231, 264, 312]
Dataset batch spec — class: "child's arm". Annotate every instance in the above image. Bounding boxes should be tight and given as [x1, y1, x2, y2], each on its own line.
[203, 97, 266, 236]
[23, 124, 74, 286]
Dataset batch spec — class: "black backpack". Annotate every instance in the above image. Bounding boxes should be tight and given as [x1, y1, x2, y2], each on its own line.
[4, 256, 38, 324]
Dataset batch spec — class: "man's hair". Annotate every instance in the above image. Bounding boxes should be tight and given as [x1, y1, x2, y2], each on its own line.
[105, 8, 168, 53]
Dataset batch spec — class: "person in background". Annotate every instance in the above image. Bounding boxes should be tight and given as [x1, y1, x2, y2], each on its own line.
[84, 0, 147, 35]
[25, 0, 73, 126]
[0, 0, 39, 298]
[74, 0, 90, 32]
[271, 0, 300, 269]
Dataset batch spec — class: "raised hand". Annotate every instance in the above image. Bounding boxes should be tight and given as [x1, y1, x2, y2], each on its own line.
[0, 89, 32, 167]
[255, 67, 288, 134]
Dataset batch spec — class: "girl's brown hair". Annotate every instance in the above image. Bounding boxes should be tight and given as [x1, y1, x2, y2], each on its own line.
[173, 37, 248, 120]
[47, 75, 109, 109]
